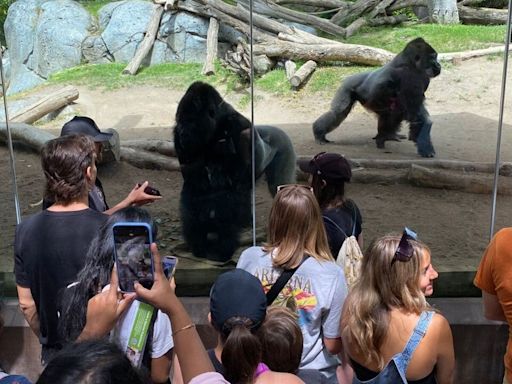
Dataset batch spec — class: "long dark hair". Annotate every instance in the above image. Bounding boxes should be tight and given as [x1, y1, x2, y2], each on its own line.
[311, 173, 346, 209]
[59, 207, 157, 343]
[217, 317, 262, 384]
[37, 339, 148, 384]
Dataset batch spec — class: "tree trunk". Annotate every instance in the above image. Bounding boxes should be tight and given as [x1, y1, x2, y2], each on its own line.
[0, 122, 54, 151]
[387, 0, 428, 11]
[254, 40, 395, 65]
[202, 17, 219, 75]
[10, 86, 79, 124]
[285, 60, 297, 79]
[290, 60, 317, 87]
[330, 0, 380, 26]
[238, 0, 346, 36]
[122, 5, 164, 75]
[427, 0, 460, 23]
[438, 44, 512, 62]
[368, 14, 409, 26]
[120, 147, 181, 171]
[458, 4, 509, 24]
[408, 164, 512, 195]
[122, 139, 176, 157]
[275, 0, 350, 9]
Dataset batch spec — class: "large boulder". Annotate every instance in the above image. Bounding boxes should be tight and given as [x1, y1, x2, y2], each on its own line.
[5, 0, 93, 94]
[100, 0, 154, 62]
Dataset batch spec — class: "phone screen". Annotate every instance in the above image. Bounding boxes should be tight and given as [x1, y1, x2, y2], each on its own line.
[162, 256, 178, 280]
[113, 224, 153, 292]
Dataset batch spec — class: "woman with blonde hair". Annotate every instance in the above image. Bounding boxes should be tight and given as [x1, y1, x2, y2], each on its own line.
[237, 184, 348, 383]
[341, 229, 454, 384]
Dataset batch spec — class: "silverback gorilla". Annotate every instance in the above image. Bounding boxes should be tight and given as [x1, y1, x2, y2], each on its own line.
[313, 37, 441, 157]
[174, 82, 296, 262]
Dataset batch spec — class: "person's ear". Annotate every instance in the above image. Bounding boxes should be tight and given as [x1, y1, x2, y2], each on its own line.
[86, 166, 93, 181]
[207, 312, 212, 325]
[321, 179, 327, 188]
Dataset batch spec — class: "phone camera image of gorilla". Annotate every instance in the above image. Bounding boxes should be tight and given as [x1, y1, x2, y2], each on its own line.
[174, 82, 296, 263]
[313, 37, 441, 158]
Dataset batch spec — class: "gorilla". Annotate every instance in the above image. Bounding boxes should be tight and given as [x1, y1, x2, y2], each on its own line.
[174, 82, 296, 262]
[313, 37, 441, 158]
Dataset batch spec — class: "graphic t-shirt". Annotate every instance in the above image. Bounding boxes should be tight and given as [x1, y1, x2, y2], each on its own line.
[237, 246, 348, 382]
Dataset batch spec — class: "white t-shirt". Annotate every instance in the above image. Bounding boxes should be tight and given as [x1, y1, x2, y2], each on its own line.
[237, 246, 348, 382]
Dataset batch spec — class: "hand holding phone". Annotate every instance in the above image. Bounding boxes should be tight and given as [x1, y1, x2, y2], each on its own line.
[137, 183, 162, 197]
[113, 223, 154, 292]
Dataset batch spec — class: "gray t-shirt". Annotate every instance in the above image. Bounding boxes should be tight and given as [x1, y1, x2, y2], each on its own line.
[237, 246, 348, 382]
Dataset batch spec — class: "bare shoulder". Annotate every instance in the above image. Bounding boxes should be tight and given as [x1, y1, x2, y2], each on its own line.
[428, 312, 453, 341]
[255, 371, 305, 384]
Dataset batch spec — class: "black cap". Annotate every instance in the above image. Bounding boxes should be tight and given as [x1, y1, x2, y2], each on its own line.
[210, 269, 267, 332]
[61, 116, 113, 143]
[298, 152, 352, 184]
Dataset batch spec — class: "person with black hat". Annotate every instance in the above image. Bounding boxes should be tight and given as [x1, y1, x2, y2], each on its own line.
[170, 269, 304, 384]
[42, 116, 161, 215]
[299, 152, 363, 258]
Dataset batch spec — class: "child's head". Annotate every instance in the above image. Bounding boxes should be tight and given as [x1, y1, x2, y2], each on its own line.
[257, 306, 303, 373]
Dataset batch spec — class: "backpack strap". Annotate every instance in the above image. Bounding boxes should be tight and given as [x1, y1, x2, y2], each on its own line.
[349, 201, 358, 236]
[323, 215, 348, 238]
[396, 311, 434, 372]
[266, 256, 309, 306]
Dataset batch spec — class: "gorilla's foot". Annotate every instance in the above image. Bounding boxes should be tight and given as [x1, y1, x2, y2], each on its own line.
[315, 135, 331, 145]
[417, 143, 436, 158]
[375, 137, 386, 149]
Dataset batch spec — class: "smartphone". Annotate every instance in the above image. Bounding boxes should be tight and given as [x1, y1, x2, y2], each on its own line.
[162, 256, 178, 280]
[113, 222, 154, 292]
[137, 183, 162, 197]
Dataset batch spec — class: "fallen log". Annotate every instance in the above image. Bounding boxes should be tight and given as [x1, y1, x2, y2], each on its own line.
[120, 147, 181, 171]
[387, 0, 428, 11]
[122, 139, 176, 157]
[296, 156, 512, 176]
[285, 59, 296, 80]
[330, 0, 379, 26]
[408, 164, 512, 195]
[123, 4, 164, 75]
[368, 14, 409, 26]
[345, 17, 367, 38]
[0, 122, 55, 151]
[438, 44, 511, 62]
[10, 86, 79, 124]
[290, 60, 317, 87]
[275, 0, 350, 9]
[253, 40, 395, 65]
[238, 0, 346, 36]
[202, 17, 219, 76]
[458, 4, 509, 24]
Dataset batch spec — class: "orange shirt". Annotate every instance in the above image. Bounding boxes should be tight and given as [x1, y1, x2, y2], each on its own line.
[474, 228, 512, 382]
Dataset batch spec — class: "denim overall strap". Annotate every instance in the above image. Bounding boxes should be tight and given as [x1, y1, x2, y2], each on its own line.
[394, 311, 434, 373]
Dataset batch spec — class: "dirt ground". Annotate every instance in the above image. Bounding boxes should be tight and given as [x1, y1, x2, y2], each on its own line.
[2, 56, 512, 276]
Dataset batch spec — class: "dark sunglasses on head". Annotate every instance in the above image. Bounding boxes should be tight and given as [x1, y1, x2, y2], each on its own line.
[276, 184, 314, 193]
[391, 227, 418, 265]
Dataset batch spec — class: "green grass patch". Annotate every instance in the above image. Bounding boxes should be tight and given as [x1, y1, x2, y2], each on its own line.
[48, 61, 244, 93]
[344, 24, 507, 53]
[78, 0, 112, 17]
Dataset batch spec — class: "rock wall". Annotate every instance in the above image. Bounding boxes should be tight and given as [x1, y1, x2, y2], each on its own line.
[3, 0, 243, 95]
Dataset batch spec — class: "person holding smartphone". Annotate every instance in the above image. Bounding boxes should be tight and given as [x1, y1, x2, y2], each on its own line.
[14, 135, 109, 364]
[42, 116, 162, 215]
[59, 207, 173, 384]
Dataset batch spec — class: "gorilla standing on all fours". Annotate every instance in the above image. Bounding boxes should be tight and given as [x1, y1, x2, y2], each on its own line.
[313, 37, 441, 158]
[174, 82, 296, 262]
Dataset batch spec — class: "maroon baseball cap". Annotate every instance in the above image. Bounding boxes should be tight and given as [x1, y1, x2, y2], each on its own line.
[60, 116, 113, 143]
[298, 152, 352, 184]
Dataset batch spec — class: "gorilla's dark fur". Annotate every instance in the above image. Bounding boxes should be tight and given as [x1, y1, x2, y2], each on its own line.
[313, 37, 441, 157]
[174, 82, 296, 262]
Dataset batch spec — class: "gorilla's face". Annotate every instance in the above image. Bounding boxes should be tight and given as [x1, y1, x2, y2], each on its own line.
[406, 38, 441, 79]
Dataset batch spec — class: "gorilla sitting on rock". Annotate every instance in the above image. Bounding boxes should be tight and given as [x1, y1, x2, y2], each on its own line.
[174, 82, 296, 262]
[313, 37, 441, 158]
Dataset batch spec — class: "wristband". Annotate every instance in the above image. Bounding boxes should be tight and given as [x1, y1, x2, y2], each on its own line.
[172, 323, 195, 336]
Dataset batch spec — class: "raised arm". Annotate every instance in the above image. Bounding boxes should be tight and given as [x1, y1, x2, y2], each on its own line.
[135, 244, 219, 383]
[103, 181, 162, 215]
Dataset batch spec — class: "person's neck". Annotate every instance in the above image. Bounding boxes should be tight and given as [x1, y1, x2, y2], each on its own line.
[214, 336, 224, 363]
[47, 196, 89, 212]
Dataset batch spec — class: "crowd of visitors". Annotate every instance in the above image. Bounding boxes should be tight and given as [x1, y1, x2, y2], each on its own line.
[2, 114, 505, 383]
